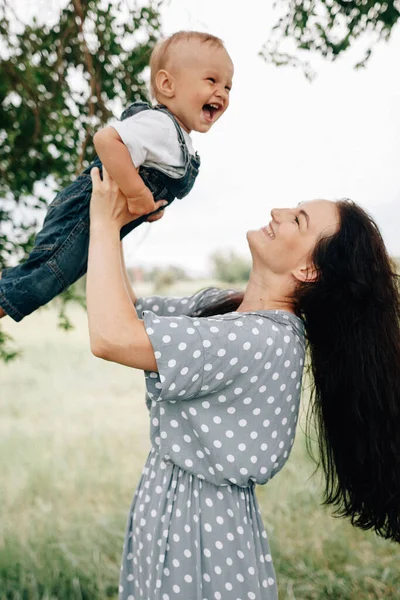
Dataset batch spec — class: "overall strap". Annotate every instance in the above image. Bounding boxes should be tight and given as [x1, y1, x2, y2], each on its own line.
[154, 104, 190, 166]
[119, 101, 191, 166]
[119, 100, 152, 121]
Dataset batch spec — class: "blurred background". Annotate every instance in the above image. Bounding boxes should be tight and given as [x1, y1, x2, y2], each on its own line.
[1, 1, 400, 598]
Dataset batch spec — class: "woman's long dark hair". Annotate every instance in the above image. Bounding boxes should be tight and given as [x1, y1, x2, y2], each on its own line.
[193, 200, 400, 543]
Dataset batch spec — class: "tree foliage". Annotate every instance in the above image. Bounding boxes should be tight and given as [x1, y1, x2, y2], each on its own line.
[142, 265, 191, 292]
[210, 250, 251, 284]
[261, 0, 400, 79]
[0, 0, 162, 358]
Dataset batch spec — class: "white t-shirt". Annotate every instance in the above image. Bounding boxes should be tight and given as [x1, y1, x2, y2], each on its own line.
[111, 110, 195, 178]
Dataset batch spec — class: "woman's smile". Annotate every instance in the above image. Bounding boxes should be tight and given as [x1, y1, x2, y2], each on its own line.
[261, 223, 275, 240]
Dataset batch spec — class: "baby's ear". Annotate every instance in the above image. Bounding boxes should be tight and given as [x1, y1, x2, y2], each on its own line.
[154, 70, 175, 98]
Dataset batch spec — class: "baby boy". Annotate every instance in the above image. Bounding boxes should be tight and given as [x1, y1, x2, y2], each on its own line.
[0, 31, 233, 321]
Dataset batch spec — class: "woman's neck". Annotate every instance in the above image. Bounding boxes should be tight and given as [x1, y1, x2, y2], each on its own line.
[237, 272, 296, 314]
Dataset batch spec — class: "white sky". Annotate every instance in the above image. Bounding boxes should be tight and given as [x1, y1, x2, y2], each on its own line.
[9, 0, 400, 275]
[123, 0, 400, 274]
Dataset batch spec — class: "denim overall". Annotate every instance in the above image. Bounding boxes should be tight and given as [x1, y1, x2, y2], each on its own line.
[0, 102, 200, 321]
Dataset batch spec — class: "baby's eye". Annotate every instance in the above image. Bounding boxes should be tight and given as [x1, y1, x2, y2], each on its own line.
[207, 77, 216, 83]
[225, 86, 231, 92]
[294, 216, 300, 225]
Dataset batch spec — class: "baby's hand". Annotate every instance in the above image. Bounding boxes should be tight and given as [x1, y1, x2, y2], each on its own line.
[146, 207, 166, 223]
[127, 186, 156, 217]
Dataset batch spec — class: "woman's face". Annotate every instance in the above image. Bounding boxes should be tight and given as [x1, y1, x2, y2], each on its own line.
[247, 200, 340, 281]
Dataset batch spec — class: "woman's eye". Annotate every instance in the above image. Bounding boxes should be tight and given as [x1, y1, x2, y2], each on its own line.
[294, 216, 300, 225]
[225, 86, 231, 92]
[207, 78, 216, 83]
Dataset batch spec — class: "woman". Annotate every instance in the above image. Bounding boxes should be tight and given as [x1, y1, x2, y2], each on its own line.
[87, 167, 400, 600]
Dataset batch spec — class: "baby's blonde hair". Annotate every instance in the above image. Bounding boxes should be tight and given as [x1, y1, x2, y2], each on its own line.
[149, 31, 225, 101]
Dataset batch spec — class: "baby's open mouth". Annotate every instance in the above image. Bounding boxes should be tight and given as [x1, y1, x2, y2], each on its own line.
[202, 103, 221, 122]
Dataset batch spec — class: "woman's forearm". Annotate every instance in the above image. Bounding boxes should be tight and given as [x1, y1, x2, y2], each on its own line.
[86, 165, 158, 370]
[120, 242, 137, 306]
[87, 223, 139, 356]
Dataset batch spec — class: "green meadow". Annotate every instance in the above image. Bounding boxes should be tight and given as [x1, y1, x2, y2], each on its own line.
[1, 283, 399, 599]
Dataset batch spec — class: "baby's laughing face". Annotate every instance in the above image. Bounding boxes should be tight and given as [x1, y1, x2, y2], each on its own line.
[163, 40, 234, 133]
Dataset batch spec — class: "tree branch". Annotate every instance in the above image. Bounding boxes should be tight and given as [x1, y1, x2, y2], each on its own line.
[72, 0, 97, 174]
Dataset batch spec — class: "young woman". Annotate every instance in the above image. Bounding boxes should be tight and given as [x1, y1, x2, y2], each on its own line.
[86, 167, 400, 600]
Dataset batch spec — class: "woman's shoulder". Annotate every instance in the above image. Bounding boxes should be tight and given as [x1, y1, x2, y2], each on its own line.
[200, 303, 304, 331]
[204, 309, 305, 358]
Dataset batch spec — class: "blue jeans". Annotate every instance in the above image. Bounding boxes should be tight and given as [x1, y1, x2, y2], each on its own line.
[0, 103, 200, 321]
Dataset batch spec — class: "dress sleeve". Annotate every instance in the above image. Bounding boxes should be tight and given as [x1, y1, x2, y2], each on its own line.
[142, 310, 281, 403]
[135, 287, 235, 318]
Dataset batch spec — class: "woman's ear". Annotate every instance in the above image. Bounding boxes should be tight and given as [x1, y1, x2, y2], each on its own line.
[293, 262, 318, 283]
[154, 69, 175, 98]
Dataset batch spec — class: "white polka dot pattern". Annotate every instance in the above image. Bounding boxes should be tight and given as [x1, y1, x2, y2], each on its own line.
[119, 450, 278, 600]
[142, 293, 304, 488]
[119, 288, 305, 600]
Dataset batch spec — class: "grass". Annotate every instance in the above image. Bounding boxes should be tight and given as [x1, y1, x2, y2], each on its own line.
[1, 283, 399, 599]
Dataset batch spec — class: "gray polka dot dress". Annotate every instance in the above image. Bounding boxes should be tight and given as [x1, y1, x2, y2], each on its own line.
[119, 288, 305, 600]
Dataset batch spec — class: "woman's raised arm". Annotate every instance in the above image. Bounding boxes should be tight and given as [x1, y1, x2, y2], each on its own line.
[86, 167, 165, 371]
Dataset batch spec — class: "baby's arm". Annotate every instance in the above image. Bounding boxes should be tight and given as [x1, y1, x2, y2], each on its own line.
[93, 127, 156, 216]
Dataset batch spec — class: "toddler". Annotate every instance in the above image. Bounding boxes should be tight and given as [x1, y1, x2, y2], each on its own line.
[0, 31, 233, 321]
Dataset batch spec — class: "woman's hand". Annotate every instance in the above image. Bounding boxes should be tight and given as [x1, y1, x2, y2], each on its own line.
[90, 166, 167, 230]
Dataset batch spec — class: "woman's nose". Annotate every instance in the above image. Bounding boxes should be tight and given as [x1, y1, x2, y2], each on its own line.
[271, 208, 293, 222]
[271, 208, 281, 222]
